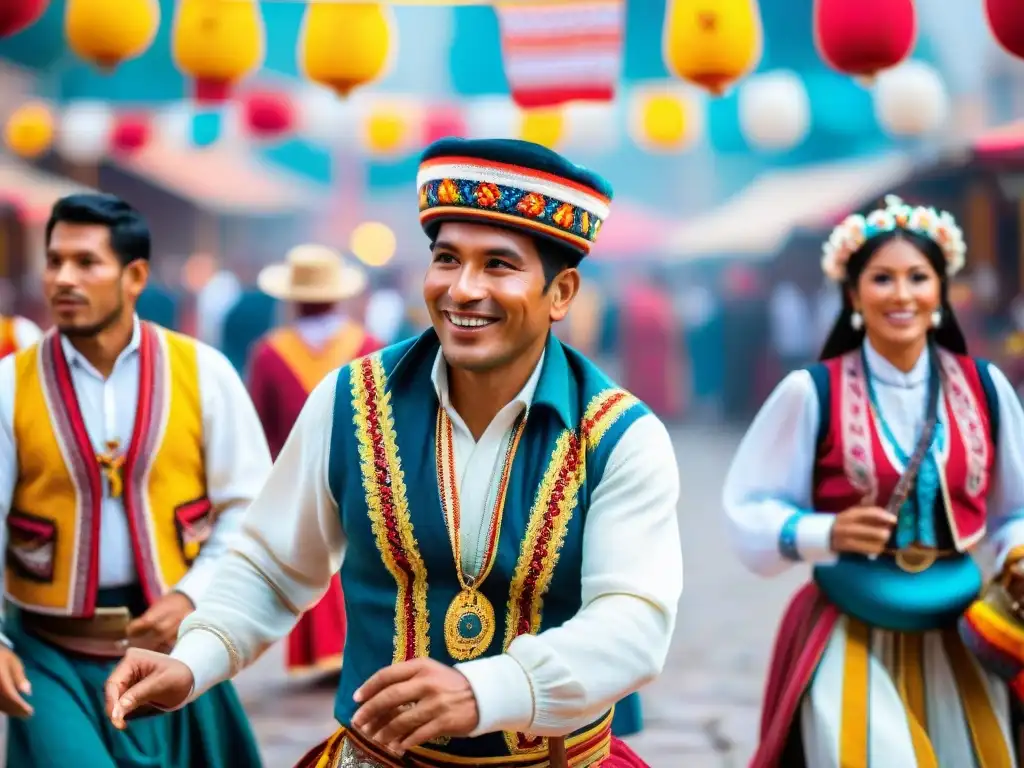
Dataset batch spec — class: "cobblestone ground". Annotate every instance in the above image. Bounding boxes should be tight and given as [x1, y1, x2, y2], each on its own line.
[0, 426, 808, 767]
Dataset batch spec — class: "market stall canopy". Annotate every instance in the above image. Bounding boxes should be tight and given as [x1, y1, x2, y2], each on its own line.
[662, 153, 916, 260]
[0, 153, 90, 224]
[111, 138, 323, 215]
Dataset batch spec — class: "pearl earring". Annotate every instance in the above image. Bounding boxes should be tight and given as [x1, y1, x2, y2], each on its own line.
[931, 309, 942, 329]
[850, 311, 864, 331]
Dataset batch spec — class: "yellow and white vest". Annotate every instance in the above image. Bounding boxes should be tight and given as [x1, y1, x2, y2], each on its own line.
[8, 323, 212, 617]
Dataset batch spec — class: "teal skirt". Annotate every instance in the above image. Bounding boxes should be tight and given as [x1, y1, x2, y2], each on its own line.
[612, 692, 643, 737]
[5, 599, 262, 768]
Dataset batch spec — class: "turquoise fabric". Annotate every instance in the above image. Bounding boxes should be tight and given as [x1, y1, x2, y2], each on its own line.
[813, 554, 983, 631]
[327, 330, 648, 759]
[612, 693, 643, 737]
[5, 588, 262, 768]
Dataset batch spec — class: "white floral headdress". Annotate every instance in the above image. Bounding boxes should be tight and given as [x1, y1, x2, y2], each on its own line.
[821, 194, 966, 283]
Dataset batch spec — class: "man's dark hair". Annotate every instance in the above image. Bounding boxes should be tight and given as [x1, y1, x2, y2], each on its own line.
[45, 193, 151, 265]
[536, 239, 581, 291]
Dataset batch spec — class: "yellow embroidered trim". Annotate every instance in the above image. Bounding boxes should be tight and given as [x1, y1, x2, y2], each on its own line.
[181, 623, 244, 676]
[351, 355, 430, 662]
[502, 388, 638, 754]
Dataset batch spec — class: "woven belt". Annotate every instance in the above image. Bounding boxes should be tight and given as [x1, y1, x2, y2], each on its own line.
[21, 607, 131, 658]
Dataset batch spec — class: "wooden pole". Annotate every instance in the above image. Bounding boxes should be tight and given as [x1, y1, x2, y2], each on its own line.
[548, 736, 569, 768]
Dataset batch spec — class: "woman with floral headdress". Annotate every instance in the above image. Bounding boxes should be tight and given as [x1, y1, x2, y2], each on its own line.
[724, 195, 1024, 767]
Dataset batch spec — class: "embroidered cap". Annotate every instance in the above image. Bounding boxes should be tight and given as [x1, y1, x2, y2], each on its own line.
[417, 137, 613, 257]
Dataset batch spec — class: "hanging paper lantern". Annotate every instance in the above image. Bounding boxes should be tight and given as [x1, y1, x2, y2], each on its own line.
[240, 89, 295, 141]
[56, 101, 113, 164]
[299, 2, 395, 98]
[873, 60, 949, 137]
[296, 84, 352, 145]
[663, 0, 763, 96]
[985, 0, 1024, 61]
[422, 105, 467, 146]
[465, 96, 518, 140]
[0, 0, 48, 39]
[172, 0, 265, 104]
[564, 103, 618, 156]
[65, 0, 159, 71]
[5, 102, 55, 159]
[738, 70, 811, 151]
[629, 88, 700, 153]
[360, 102, 416, 157]
[111, 113, 151, 155]
[518, 108, 564, 149]
[814, 0, 916, 80]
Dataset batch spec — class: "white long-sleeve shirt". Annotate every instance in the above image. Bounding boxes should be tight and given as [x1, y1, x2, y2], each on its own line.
[172, 349, 683, 738]
[724, 340, 1024, 577]
[8, 316, 43, 350]
[0, 316, 272, 637]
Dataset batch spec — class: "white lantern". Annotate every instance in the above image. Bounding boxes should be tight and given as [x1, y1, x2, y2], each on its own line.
[873, 60, 949, 137]
[738, 70, 810, 151]
[563, 103, 618, 156]
[296, 83, 357, 147]
[57, 101, 113, 164]
[464, 96, 517, 140]
[152, 102, 193, 149]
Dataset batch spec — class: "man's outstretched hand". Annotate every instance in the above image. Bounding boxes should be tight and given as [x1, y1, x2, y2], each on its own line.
[351, 657, 480, 756]
[104, 648, 195, 729]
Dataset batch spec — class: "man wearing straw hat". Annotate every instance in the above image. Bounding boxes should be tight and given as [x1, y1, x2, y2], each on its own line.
[248, 243, 381, 680]
[106, 138, 682, 768]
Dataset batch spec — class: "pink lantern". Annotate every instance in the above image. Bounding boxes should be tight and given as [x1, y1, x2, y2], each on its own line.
[422, 105, 466, 145]
[986, 0, 1024, 61]
[111, 114, 151, 154]
[814, 0, 916, 79]
[0, 0, 47, 39]
[241, 90, 294, 140]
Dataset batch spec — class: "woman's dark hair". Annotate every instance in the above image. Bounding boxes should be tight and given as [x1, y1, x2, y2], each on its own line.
[819, 227, 967, 360]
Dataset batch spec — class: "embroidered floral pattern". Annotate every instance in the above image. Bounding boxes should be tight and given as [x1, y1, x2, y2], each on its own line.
[419, 178, 604, 246]
[351, 355, 430, 662]
[503, 388, 638, 755]
[938, 350, 988, 498]
[840, 353, 879, 504]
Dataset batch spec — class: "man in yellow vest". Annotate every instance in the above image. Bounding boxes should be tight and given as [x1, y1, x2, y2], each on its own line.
[0, 193, 270, 767]
[247, 243, 381, 678]
[0, 312, 43, 358]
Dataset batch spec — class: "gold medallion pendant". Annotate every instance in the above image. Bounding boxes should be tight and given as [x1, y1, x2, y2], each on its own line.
[895, 544, 937, 573]
[444, 588, 496, 661]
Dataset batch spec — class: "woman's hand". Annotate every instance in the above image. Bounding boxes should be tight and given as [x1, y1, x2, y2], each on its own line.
[830, 506, 898, 556]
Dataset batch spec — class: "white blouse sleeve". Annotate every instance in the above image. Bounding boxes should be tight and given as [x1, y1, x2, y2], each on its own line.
[980, 363, 1024, 570]
[722, 370, 838, 577]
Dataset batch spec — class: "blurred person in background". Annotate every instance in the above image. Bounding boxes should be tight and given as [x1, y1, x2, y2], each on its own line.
[105, 138, 682, 768]
[247, 243, 381, 680]
[0, 312, 43, 358]
[725, 196, 1024, 767]
[0, 193, 268, 767]
[365, 269, 408, 346]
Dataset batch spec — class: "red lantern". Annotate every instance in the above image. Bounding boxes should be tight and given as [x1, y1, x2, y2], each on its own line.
[985, 0, 1024, 61]
[814, 0, 916, 79]
[240, 90, 294, 140]
[0, 0, 48, 38]
[422, 105, 466, 145]
[111, 114, 150, 155]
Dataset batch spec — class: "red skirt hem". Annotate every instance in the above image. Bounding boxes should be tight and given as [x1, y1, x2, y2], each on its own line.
[286, 573, 346, 673]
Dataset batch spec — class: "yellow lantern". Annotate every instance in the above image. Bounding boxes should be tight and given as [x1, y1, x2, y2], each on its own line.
[299, 3, 395, 97]
[5, 102, 54, 159]
[631, 89, 696, 152]
[519, 108, 564, 149]
[171, 0, 265, 104]
[362, 104, 410, 156]
[65, 0, 159, 71]
[663, 0, 763, 96]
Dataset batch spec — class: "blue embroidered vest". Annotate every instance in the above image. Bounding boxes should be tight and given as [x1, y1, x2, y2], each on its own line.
[327, 330, 649, 761]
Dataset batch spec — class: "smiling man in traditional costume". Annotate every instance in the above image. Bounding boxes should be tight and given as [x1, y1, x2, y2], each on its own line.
[0, 193, 269, 766]
[247, 243, 380, 679]
[105, 138, 683, 768]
